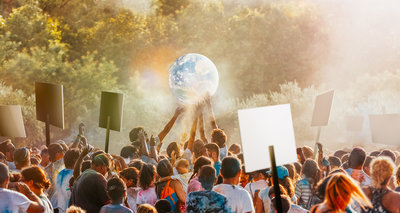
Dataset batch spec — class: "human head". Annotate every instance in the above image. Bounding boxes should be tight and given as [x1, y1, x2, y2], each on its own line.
[268, 184, 289, 199]
[40, 148, 50, 166]
[301, 159, 321, 190]
[166, 142, 180, 159]
[129, 127, 146, 143]
[328, 156, 342, 171]
[0, 152, 6, 164]
[293, 162, 301, 177]
[363, 156, 375, 176]
[198, 165, 217, 190]
[228, 143, 241, 155]
[191, 156, 212, 180]
[48, 143, 64, 162]
[155, 199, 172, 213]
[21, 166, 51, 192]
[67, 205, 87, 213]
[333, 150, 347, 160]
[283, 164, 296, 181]
[348, 148, 366, 169]
[370, 157, 395, 188]
[220, 156, 241, 183]
[370, 151, 380, 157]
[205, 143, 220, 162]
[325, 173, 371, 211]
[193, 139, 205, 160]
[157, 159, 173, 178]
[137, 204, 157, 213]
[107, 177, 126, 202]
[0, 162, 9, 188]
[271, 195, 291, 213]
[211, 129, 227, 148]
[276, 167, 295, 198]
[81, 160, 91, 173]
[128, 159, 144, 171]
[120, 145, 138, 160]
[379, 149, 396, 163]
[139, 163, 156, 190]
[302, 146, 314, 159]
[14, 147, 30, 169]
[176, 159, 189, 174]
[0, 139, 15, 161]
[119, 167, 139, 188]
[64, 149, 80, 169]
[91, 154, 110, 176]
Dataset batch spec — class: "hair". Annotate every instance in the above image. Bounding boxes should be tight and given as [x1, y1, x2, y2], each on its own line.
[21, 166, 51, 190]
[120, 145, 137, 159]
[155, 199, 171, 213]
[119, 167, 139, 187]
[268, 184, 289, 198]
[139, 163, 156, 190]
[81, 160, 91, 172]
[92, 154, 110, 168]
[379, 150, 396, 163]
[48, 143, 64, 162]
[40, 148, 49, 156]
[64, 149, 80, 169]
[325, 173, 371, 211]
[66, 206, 87, 213]
[0, 152, 6, 162]
[293, 162, 301, 176]
[349, 148, 366, 168]
[302, 146, 314, 159]
[370, 151, 380, 157]
[0, 162, 9, 184]
[333, 150, 348, 160]
[137, 204, 157, 213]
[176, 159, 189, 169]
[211, 129, 227, 148]
[371, 157, 395, 188]
[205, 143, 220, 159]
[30, 157, 40, 165]
[91, 150, 106, 161]
[129, 159, 144, 171]
[129, 127, 145, 142]
[328, 156, 342, 168]
[228, 143, 241, 154]
[278, 176, 295, 198]
[193, 140, 205, 159]
[301, 159, 321, 191]
[396, 165, 400, 186]
[189, 156, 213, 181]
[107, 177, 126, 201]
[157, 159, 173, 178]
[284, 164, 296, 181]
[341, 154, 350, 164]
[364, 156, 375, 169]
[14, 148, 30, 168]
[198, 165, 217, 190]
[0, 139, 13, 155]
[237, 153, 244, 164]
[220, 156, 241, 179]
[166, 142, 180, 159]
[271, 195, 291, 213]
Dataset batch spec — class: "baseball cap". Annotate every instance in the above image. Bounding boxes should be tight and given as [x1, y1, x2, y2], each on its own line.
[267, 166, 289, 179]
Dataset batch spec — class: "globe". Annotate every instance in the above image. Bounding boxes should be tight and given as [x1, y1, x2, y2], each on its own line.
[169, 53, 219, 104]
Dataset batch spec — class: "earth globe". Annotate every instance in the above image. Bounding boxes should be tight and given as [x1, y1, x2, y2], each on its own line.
[169, 53, 219, 104]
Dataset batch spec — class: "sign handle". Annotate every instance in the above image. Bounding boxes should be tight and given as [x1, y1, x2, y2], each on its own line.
[105, 116, 111, 153]
[313, 126, 322, 159]
[269, 145, 283, 213]
[45, 114, 50, 147]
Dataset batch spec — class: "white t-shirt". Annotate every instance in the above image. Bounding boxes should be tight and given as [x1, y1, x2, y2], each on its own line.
[214, 184, 255, 213]
[244, 180, 269, 199]
[220, 146, 228, 160]
[54, 168, 73, 213]
[0, 188, 32, 213]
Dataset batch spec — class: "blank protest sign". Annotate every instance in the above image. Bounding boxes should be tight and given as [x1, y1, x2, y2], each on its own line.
[99, 91, 124, 132]
[35, 82, 64, 129]
[369, 114, 400, 145]
[0, 105, 26, 138]
[238, 104, 297, 173]
[311, 90, 334, 127]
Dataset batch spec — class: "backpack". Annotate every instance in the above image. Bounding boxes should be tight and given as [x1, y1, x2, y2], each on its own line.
[160, 180, 179, 211]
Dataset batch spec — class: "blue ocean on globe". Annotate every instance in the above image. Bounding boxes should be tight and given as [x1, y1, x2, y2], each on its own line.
[169, 53, 219, 104]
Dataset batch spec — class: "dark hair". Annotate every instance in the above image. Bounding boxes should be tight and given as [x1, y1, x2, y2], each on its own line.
[341, 153, 350, 164]
[333, 150, 348, 159]
[157, 159, 173, 178]
[364, 156, 375, 169]
[211, 129, 227, 148]
[189, 156, 212, 181]
[21, 166, 51, 189]
[92, 154, 110, 168]
[0, 162, 9, 184]
[349, 148, 366, 168]
[48, 143, 64, 162]
[237, 153, 244, 164]
[81, 160, 91, 172]
[370, 151, 380, 157]
[221, 156, 241, 179]
[91, 150, 106, 161]
[40, 148, 49, 156]
[155, 199, 172, 213]
[293, 162, 301, 176]
[139, 163, 156, 190]
[166, 142, 180, 159]
[302, 159, 321, 192]
[272, 195, 291, 213]
[119, 167, 139, 186]
[380, 150, 396, 163]
[120, 145, 137, 159]
[193, 140, 205, 159]
[205, 143, 220, 159]
[107, 177, 126, 201]
[64, 149, 80, 169]
[268, 184, 288, 198]
[129, 127, 145, 142]
[328, 156, 342, 168]
[284, 164, 296, 180]
[14, 148, 30, 168]
[198, 165, 216, 190]
[0, 139, 13, 155]
[129, 159, 144, 171]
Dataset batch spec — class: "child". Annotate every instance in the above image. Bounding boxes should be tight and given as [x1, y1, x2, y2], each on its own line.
[99, 177, 132, 213]
[172, 159, 192, 192]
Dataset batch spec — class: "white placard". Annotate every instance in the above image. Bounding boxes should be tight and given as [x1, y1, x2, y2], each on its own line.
[311, 90, 334, 127]
[369, 114, 400, 145]
[238, 104, 297, 173]
[0, 105, 26, 138]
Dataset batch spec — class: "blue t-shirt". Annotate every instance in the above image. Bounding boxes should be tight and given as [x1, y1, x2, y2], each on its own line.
[214, 161, 222, 177]
[186, 190, 229, 213]
[99, 204, 133, 213]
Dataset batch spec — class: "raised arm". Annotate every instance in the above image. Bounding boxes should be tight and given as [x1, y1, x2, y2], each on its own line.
[73, 146, 90, 180]
[205, 94, 218, 130]
[187, 114, 199, 152]
[199, 112, 208, 144]
[149, 135, 158, 161]
[158, 107, 185, 143]
[139, 130, 149, 157]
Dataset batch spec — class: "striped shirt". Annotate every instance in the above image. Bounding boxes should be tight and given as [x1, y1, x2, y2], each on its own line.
[295, 178, 312, 209]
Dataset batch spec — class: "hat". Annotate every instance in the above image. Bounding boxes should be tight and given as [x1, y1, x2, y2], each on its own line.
[267, 166, 289, 179]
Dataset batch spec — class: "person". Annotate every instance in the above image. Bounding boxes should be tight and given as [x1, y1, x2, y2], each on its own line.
[211, 129, 228, 160]
[271, 195, 291, 213]
[362, 157, 400, 213]
[204, 143, 222, 176]
[0, 163, 45, 213]
[39, 148, 50, 170]
[155, 159, 186, 212]
[120, 167, 140, 212]
[13, 147, 30, 172]
[54, 149, 80, 213]
[229, 143, 241, 155]
[267, 185, 306, 213]
[21, 166, 53, 212]
[67, 206, 87, 213]
[328, 156, 342, 171]
[155, 199, 171, 213]
[137, 204, 157, 213]
[100, 178, 133, 213]
[187, 156, 213, 194]
[363, 156, 375, 177]
[301, 146, 314, 160]
[70, 154, 111, 213]
[137, 163, 157, 206]
[284, 164, 298, 182]
[295, 159, 321, 210]
[396, 164, 400, 192]
[244, 169, 269, 200]
[47, 143, 66, 204]
[310, 173, 371, 213]
[214, 156, 255, 213]
[120, 145, 138, 165]
[172, 159, 191, 192]
[186, 165, 229, 212]
[0, 139, 16, 170]
[346, 148, 371, 187]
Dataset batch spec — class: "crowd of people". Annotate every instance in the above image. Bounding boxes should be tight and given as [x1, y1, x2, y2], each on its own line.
[1, 99, 400, 213]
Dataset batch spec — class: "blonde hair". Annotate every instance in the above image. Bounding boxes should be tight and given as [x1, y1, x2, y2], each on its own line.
[176, 159, 189, 169]
[325, 173, 371, 211]
[67, 206, 86, 213]
[371, 157, 395, 188]
[137, 204, 157, 213]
